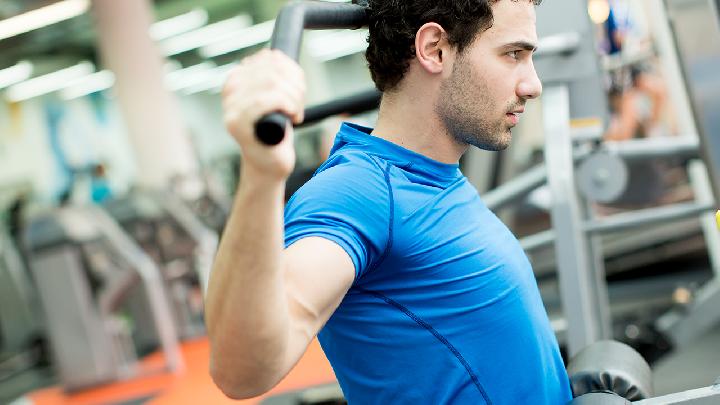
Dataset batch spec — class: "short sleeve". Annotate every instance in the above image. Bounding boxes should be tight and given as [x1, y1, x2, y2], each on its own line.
[284, 157, 391, 280]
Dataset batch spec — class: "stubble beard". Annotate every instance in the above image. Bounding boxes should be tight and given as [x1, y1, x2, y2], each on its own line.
[436, 55, 514, 152]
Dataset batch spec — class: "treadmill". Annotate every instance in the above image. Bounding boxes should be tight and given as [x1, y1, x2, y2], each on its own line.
[24, 206, 183, 391]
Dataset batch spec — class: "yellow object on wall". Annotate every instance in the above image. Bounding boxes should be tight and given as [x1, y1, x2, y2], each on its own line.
[8, 101, 24, 136]
[716, 210, 720, 230]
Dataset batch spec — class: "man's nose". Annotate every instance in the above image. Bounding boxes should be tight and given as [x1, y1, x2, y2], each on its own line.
[517, 61, 543, 100]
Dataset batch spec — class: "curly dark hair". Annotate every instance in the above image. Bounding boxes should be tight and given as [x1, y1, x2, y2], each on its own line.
[365, 0, 542, 92]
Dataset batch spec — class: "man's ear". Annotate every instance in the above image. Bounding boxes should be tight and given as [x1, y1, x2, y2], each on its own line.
[415, 22, 450, 75]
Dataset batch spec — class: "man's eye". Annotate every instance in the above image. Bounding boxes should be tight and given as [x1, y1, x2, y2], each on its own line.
[507, 50, 520, 60]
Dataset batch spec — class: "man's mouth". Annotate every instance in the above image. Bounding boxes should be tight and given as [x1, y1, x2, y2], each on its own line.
[507, 105, 525, 123]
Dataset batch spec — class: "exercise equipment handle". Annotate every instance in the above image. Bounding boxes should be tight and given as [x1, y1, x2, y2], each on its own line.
[298, 88, 381, 128]
[255, 1, 369, 145]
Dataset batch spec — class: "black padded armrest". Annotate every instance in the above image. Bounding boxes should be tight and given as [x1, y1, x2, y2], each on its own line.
[567, 340, 653, 401]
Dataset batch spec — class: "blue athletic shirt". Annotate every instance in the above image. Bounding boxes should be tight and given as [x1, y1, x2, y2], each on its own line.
[284, 123, 572, 404]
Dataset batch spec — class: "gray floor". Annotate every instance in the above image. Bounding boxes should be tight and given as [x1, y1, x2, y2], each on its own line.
[653, 323, 720, 396]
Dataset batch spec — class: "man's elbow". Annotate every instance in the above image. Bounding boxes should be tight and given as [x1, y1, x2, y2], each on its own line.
[210, 357, 280, 400]
[212, 377, 268, 400]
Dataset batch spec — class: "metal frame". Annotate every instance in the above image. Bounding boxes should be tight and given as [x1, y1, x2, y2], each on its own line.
[149, 190, 219, 295]
[0, 229, 41, 352]
[655, 161, 720, 347]
[633, 382, 720, 404]
[665, 0, 720, 203]
[585, 202, 714, 234]
[503, 100, 719, 355]
[103, 190, 219, 340]
[482, 163, 548, 212]
[541, 124, 719, 354]
[601, 136, 699, 162]
[256, 1, 368, 144]
[87, 206, 184, 373]
[543, 85, 612, 356]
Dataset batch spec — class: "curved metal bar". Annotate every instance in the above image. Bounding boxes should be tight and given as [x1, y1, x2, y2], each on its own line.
[255, 1, 368, 145]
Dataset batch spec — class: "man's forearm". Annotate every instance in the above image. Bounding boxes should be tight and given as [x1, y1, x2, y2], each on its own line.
[205, 166, 290, 398]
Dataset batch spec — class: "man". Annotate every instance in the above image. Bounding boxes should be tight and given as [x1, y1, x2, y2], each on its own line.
[207, 0, 572, 403]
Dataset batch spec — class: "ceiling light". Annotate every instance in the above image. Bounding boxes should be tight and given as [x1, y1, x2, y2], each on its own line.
[182, 63, 237, 95]
[588, 0, 610, 25]
[150, 8, 208, 41]
[307, 29, 368, 62]
[198, 20, 275, 59]
[165, 62, 217, 92]
[5, 61, 95, 102]
[0, 0, 89, 42]
[159, 14, 252, 56]
[0, 61, 33, 90]
[60, 70, 115, 100]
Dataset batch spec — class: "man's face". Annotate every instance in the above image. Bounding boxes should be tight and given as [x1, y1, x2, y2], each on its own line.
[436, 0, 542, 151]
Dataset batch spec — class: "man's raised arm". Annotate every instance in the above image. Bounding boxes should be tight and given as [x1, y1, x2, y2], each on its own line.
[204, 50, 354, 400]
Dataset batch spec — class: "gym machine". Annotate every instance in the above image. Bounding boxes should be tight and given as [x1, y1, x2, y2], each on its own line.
[524, 0, 720, 356]
[566, 340, 720, 404]
[479, 0, 720, 354]
[652, 0, 720, 349]
[102, 190, 218, 340]
[535, 0, 720, 402]
[254, 0, 369, 145]
[23, 205, 182, 391]
[170, 174, 233, 237]
[0, 227, 43, 366]
[665, 0, 720, 203]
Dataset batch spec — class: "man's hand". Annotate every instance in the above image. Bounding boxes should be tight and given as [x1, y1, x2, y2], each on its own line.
[222, 49, 307, 181]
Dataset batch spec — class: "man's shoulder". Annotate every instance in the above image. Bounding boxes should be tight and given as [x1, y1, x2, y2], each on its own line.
[284, 150, 393, 276]
[320, 148, 387, 176]
[286, 151, 391, 213]
[312, 150, 388, 189]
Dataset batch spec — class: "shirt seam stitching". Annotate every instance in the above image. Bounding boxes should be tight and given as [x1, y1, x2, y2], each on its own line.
[362, 160, 394, 277]
[355, 287, 493, 405]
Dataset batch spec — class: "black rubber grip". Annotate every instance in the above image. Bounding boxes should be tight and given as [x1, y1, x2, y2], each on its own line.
[255, 113, 288, 146]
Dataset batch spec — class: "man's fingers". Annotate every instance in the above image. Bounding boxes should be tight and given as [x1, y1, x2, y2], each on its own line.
[224, 70, 304, 126]
[230, 92, 300, 137]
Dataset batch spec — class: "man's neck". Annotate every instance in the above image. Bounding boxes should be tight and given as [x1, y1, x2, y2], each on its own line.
[370, 87, 468, 164]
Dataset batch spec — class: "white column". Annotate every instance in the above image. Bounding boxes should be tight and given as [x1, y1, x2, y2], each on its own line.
[91, 0, 198, 189]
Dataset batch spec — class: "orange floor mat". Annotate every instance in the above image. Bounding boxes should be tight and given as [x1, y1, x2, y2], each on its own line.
[27, 338, 337, 405]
